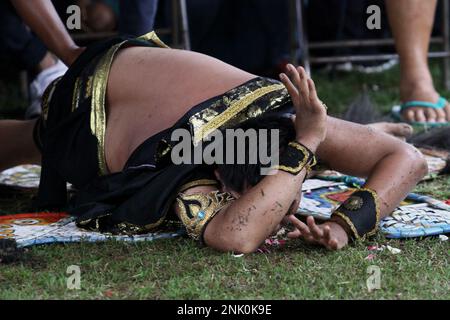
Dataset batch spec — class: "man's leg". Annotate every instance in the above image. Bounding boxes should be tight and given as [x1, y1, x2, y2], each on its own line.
[386, 0, 450, 123]
[0, 120, 41, 172]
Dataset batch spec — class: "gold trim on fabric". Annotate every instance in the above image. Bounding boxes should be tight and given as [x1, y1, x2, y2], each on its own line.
[362, 188, 381, 237]
[175, 191, 234, 240]
[90, 32, 169, 176]
[331, 187, 381, 240]
[77, 213, 112, 227]
[178, 179, 219, 193]
[77, 213, 166, 234]
[41, 77, 62, 122]
[90, 40, 128, 176]
[85, 76, 93, 99]
[192, 84, 285, 144]
[116, 215, 166, 233]
[138, 31, 170, 48]
[71, 77, 82, 112]
[332, 211, 361, 240]
[273, 141, 316, 174]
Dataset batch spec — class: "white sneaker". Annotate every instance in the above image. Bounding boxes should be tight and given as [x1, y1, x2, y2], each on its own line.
[26, 59, 68, 119]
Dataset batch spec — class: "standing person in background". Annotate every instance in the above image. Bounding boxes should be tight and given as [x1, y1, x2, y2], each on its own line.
[386, 0, 450, 126]
[1, 0, 85, 119]
[187, 0, 290, 77]
[74, 0, 159, 36]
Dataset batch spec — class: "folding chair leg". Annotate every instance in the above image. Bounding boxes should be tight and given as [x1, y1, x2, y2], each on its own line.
[178, 0, 191, 50]
[293, 0, 311, 75]
[19, 71, 29, 102]
[442, 0, 450, 90]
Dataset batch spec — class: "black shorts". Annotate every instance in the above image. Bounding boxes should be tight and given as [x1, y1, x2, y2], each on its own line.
[35, 32, 170, 209]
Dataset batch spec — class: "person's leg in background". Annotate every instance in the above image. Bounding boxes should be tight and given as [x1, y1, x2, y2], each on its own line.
[386, 0, 450, 124]
[0, 0, 47, 74]
[0, 119, 41, 172]
[0, 0, 67, 119]
[119, 0, 159, 36]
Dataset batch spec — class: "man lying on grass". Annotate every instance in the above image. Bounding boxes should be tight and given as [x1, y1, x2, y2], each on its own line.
[0, 32, 427, 253]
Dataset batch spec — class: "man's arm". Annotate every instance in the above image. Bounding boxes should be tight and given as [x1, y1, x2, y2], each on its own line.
[175, 65, 329, 253]
[316, 117, 428, 218]
[10, 0, 84, 66]
[284, 115, 428, 248]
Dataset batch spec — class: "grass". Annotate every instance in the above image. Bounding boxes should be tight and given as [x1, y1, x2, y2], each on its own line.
[0, 236, 449, 299]
[0, 62, 449, 300]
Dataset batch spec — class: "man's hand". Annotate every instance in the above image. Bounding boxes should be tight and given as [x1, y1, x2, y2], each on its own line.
[279, 64, 327, 152]
[286, 215, 349, 250]
[11, 0, 85, 66]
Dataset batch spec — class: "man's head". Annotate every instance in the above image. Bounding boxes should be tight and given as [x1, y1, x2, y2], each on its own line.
[215, 114, 296, 195]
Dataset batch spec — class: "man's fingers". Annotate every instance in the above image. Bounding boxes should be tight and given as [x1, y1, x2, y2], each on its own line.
[280, 73, 298, 100]
[323, 225, 331, 242]
[280, 73, 301, 108]
[296, 66, 310, 101]
[328, 238, 339, 250]
[307, 78, 318, 101]
[287, 229, 301, 238]
[286, 64, 299, 84]
[287, 64, 303, 97]
[308, 79, 323, 108]
[288, 215, 312, 237]
[307, 216, 323, 239]
[307, 79, 325, 112]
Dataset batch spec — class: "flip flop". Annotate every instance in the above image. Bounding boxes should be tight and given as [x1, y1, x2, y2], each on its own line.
[391, 96, 450, 127]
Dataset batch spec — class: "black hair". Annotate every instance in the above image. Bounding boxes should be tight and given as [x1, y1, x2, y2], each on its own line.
[216, 114, 296, 193]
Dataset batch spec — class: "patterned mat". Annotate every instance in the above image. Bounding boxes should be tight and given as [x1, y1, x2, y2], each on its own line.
[0, 179, 448, 247]
[298, 182, 450, 238]
[0, 169, 448, 246]
[0, 165, 41, 189]
[0, 212, 184, 248]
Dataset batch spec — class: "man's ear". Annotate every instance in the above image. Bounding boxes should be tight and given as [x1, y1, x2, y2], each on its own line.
[214, 169, 228, 190]
[214, 169, 222, 184]
[214, 169, 241, 199]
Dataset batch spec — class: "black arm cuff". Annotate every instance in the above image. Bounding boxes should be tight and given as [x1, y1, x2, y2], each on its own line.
[273, 141, 317, 175]
[331, 188, 380, 240]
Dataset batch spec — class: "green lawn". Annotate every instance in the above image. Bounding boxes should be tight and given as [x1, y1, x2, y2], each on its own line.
[0, 63, 449, 300]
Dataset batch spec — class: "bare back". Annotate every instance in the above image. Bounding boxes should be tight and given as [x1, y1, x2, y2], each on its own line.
[105, 47, 255, 173]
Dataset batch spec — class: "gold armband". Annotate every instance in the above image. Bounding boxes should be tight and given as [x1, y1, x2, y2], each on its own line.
[273, 141, 317, 175]
[331, 188, 380, 241]
[175, 191, 235, 241]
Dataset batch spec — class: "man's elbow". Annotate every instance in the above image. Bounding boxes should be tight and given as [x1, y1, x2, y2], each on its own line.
[222, 235, 262, 254]
[205, 231, 262, 254]
[232, 238, 262, 254]
[400, 144, 429, 180]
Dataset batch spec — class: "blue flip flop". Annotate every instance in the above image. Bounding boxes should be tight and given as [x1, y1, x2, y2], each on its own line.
[391, 96, 450, 127]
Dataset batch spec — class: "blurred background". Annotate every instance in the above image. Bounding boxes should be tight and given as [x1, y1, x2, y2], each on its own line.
[1, 0, 450, 120]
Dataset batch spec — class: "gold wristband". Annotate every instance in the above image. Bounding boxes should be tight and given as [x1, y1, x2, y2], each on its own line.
[272, 141, 317, 175]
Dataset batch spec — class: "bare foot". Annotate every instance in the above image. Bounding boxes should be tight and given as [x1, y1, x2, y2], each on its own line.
[368, 122, 413, 140]
[400, 80, 450, 123]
